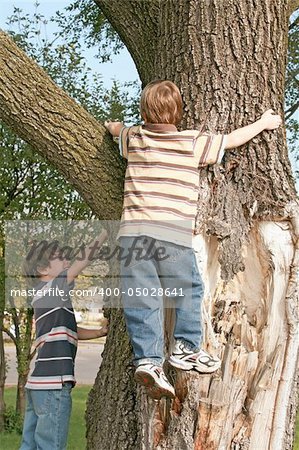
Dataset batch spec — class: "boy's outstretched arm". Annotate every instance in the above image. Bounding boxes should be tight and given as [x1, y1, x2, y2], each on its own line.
[225, 109, 282, 149]
[77, 318, 108, 340]
[66, 229, 108, 284]
[104, 121, 124, 137]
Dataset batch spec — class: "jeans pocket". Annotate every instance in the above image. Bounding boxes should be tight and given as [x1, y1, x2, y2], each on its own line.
[32, 390, 52, 415]
[163, 242, 189, 263]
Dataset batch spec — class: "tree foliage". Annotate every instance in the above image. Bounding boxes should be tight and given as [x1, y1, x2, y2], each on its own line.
[54, 0, 123, 62]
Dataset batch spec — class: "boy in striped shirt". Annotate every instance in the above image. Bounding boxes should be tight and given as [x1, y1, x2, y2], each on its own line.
[105, 80, 282, 399]
[20, 231, 108, 450]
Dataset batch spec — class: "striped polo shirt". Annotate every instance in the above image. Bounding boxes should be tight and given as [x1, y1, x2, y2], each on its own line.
[26, 269, 77, 390]
[117, 123, 226, 246]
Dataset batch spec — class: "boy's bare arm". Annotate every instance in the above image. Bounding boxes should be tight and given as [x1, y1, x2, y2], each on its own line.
[67, 230, 108, 284]
[104, 121, 124, 137]
[225, 109, 282, 149]
[77, 320, 108, 340]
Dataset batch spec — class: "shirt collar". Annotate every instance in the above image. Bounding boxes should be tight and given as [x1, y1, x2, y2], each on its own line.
[142, 123, 178, 133]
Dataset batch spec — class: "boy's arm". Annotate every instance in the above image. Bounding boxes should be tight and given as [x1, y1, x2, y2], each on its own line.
[105, 121, 131, 159]
[104, 121, 124, 137]
[66, 230, 108, 284]
[225, 109, 282, 150]
[77, 320, 108, 340]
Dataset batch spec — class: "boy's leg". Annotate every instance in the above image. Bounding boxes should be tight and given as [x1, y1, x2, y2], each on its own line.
[19, 389, 37, 450]
[173, 251, 204, 349]
[120, 236, 164, 367]
[157, 241, 221, 372]
[157, 242, 202, 349]
[173, 252, 221, 372]
[120, 236, 175, 399]
[32, 383, 72, 450]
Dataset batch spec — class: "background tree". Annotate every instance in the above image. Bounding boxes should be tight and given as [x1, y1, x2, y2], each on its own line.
[0, 3, 138, 425]
[0, 0, 298, 449]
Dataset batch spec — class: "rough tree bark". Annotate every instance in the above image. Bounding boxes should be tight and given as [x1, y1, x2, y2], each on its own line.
[89, 1, 299, 449]
[0, 30, 125, 220]
[0, 0, 298, 448]
[14, 308, 35, 417]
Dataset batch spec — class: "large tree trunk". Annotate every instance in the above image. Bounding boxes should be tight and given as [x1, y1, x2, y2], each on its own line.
[0, 0, 298, 448]
[87, 1, 298, 449]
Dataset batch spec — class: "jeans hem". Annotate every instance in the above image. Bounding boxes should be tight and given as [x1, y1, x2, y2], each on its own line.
[134, 358, 164, 368]
[176, 339, 201, 353]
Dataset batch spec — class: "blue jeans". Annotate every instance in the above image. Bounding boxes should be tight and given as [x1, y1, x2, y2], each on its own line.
[19, 383, 73, 450]
[119, 236, 204, 366]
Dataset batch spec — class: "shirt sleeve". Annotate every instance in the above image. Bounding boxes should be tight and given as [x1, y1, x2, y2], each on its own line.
[195, 134, 227, 167]
[119, 126, 130, 159]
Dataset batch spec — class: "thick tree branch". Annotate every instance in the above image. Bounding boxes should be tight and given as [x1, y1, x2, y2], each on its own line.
[93, 0, 159, 84]
[0, 30, 124, 220]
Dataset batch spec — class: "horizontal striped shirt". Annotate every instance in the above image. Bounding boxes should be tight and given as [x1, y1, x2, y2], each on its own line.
[117, 123, 226, 246]
[26, 269, 77, 390]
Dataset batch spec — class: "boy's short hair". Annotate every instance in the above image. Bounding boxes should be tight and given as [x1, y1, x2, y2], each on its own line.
[140, 80, 183, 125]
[22, 241, 60, 287]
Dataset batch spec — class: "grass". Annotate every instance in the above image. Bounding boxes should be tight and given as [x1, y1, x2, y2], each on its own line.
[1, 386, 299, 449]
[296, 415, 299, 450]
[0, 386, 91, 450]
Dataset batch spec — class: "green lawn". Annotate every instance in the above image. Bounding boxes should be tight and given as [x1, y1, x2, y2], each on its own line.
[0, 386, 91, 450]
[296, 415, 299, 450]
[1, 386, 299, 449]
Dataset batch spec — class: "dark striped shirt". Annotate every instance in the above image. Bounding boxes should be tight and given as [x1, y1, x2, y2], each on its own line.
[26, 269, 77, 390]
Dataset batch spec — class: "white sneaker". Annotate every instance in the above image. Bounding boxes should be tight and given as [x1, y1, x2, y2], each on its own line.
[169, 341, 221, 373]
[134, 363, 175, 399]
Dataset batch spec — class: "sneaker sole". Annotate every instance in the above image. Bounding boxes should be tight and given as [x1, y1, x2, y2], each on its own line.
[134, 370, 175, 400]
[169, 356, 221, 373]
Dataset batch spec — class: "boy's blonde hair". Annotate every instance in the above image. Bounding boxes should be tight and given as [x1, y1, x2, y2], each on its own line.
[140, 80, 183, 125]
